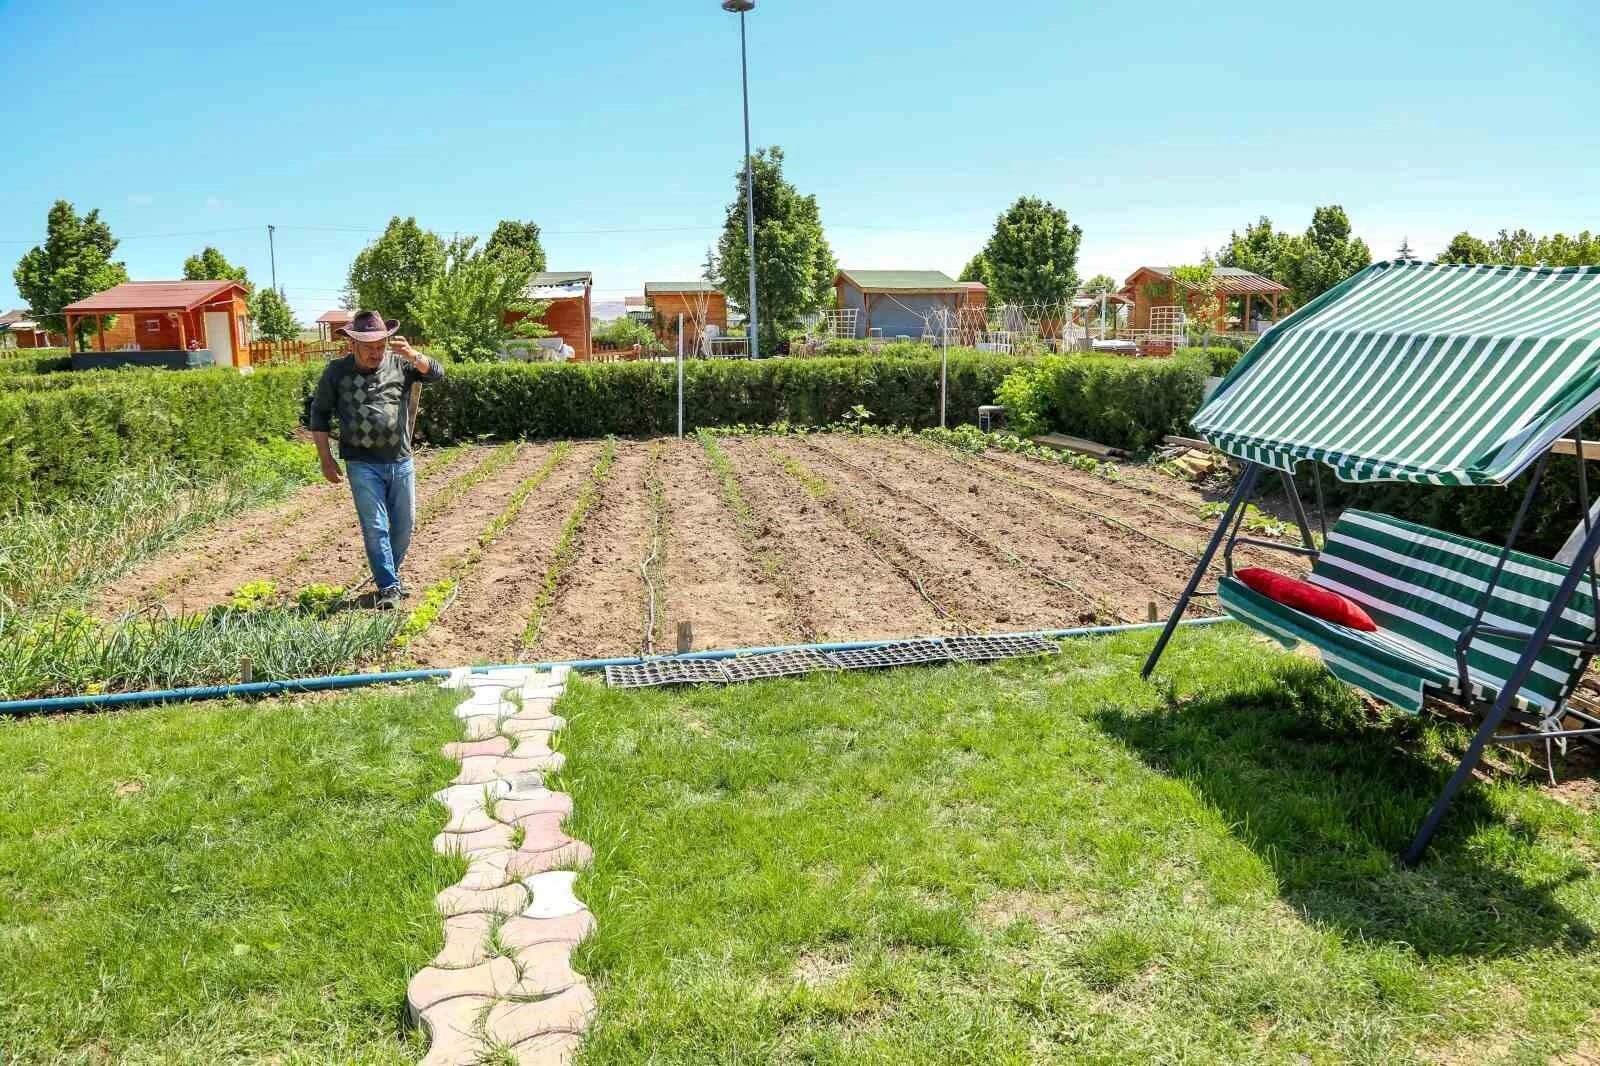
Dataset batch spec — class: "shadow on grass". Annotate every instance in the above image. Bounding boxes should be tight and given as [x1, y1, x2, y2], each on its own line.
[1096, 665, 1596, 959]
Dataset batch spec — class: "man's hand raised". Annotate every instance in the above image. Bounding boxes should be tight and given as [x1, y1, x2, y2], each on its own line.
[391, 335, 427, 371]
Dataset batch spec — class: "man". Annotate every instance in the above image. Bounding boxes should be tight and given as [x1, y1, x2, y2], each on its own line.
[308, 310, 444, 610]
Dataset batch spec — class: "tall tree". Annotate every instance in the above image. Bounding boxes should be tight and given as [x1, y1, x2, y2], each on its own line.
[408, 237, 546, 361]
[959, 252, 993, 288]
[980, 196, 1082, 306]
[483, 220, 547, 273]
[346, 217, 446, 337]
[710, 146, 835, 352]
[1217, 216, 1294, 282]
[1216, 206, 1370, 310]
[183, 246, 251, 287]
[250, 287, 299, 342]
[1285, 205, 1371, 305]
[13, 200, 129, 350]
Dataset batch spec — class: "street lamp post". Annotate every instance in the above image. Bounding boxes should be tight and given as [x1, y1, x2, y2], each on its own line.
[722, 0, 759, 359]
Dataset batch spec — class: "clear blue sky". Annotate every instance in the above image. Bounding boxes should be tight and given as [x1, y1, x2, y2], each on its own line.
[3, 0, 1597, 322]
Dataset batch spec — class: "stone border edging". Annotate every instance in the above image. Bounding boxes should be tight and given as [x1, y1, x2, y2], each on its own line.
[407, 665, 596, 1065]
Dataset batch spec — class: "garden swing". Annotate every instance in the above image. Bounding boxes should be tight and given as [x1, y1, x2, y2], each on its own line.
[1141, 260, 1600, 866]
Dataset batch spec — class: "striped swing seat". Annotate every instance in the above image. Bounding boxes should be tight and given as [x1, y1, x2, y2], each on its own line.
[1219, 510, 1599, 715]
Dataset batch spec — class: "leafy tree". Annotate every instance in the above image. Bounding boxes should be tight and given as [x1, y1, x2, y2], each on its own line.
[959, 252, 993, 287]
[1437, 228, 1600, 267]
[1218, 217, 1294, 281]
[1081, 273, 1119, 294]
[595, 316, 665, 353]
[483, 220, 547, 273]
[1216, 206, 1369, 310]
[710, 146, 836, 353]
[408, 236, 546, 361]
[183, 246, 251, 287]
[346, 217, 446, 337]
[13, 200, 129, 350]
[980, 196, 1082, 306]
[1285, 205, 1371, 305]
[250, 287, 299, 342]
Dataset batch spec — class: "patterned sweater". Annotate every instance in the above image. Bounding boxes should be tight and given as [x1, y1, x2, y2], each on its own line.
[308, 352, 445, 462]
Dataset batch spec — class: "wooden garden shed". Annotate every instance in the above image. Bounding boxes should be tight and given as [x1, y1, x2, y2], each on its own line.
[316, 308, 353, 342]
[834, 269, 966, 340]
[504, 271, 592, 361]
[1118, 266, 1287, 333]
[644, 281, 728, 347]
[62, 280, 251, 369]
[0, 309, 61, 349]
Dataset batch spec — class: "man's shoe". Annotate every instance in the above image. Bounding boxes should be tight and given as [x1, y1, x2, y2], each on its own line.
[376, 586, 403, 611]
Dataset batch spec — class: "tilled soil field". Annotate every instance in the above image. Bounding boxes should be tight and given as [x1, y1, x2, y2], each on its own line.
[96, 436, 1303, 666]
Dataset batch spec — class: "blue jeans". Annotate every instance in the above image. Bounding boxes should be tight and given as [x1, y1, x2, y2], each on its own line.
[346, 458, 416, 593]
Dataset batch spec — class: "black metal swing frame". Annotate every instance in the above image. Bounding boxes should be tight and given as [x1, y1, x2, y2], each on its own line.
[1140, 428, 1600, 867]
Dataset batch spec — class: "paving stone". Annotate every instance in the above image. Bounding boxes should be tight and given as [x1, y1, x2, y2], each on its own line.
[494, 752, 565, 777]
[506, 1030, 584, 1066]
[409, 956, 524, 1012]
[441, 803, 499, 835]
[443, 736, 512, 759]
[493, 792, 573, 822]
[508, 732, 554, 757]
[456, 849, 516, 891]
[511, 812, 571, 851]
[498, 910, 596, 952]
[548, 665, 572, 684]
[436, 881, 528, 918]
[455, 691, 515, 719]
[483, 985, 596, 1051]
[453, 754, 508, 785]
[503, 942, 584, 997]
[433, 913, 498, 968]
[415, 994, 491, 1066]
[503, 772, 551, 797]
[522, 871, 584, 919]
[500, 714, 564, 737]
[459, 714, 504, 741]
[433, 779, 512, 814]
[435, 822, 515, 858]
[507, 841, 593, 879]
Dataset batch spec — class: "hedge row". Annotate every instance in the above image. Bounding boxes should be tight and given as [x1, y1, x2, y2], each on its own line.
[994, 349, 1216, 451]
[0, 351, 72, 377]
[413, 352, 1028, 442]
[0, 367, 311, 509]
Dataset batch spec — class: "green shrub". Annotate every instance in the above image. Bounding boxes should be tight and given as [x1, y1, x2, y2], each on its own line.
[414, 353, 1027, 441]
[994, 351, 1210, 450]
[1173, 345, 1248, 377]
[0, 365, 315, 510]
[0, 352, 72, 377]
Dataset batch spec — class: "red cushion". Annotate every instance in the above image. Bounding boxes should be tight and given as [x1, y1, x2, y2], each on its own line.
[1234, 567, 1377, 631]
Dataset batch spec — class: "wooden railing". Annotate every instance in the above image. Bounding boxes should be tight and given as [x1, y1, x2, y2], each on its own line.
[244, 339, 342, 365]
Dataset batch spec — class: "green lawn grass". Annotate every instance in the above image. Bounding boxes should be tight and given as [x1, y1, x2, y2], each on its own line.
[0, 683, 463, 1065]
[558, 625, 1600, 1064]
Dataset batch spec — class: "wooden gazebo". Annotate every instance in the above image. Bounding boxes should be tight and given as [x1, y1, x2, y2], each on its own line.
[62, 280, 251, 369]
[1118, 266, 1288, 333]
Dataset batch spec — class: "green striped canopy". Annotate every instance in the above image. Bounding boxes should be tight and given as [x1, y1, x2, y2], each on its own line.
[1194, 261, 1600, 485]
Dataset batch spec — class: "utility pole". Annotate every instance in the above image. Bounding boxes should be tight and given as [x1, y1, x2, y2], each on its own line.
[723, 0, 759, 359]
[267, 224, 278, 292]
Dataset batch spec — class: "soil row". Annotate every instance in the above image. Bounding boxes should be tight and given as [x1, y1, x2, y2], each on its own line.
[94, 437, 1298, 664]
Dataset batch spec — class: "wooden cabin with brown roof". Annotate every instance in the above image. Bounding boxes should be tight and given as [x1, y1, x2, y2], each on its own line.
[62, 280, 252, 369]
[1117, 266, 1288, 334]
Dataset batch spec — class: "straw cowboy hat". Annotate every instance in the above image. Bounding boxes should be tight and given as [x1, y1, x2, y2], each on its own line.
[338, 309, 399, 342]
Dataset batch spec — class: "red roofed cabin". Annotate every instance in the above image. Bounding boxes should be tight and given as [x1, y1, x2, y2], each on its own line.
[316, 309, 354, 344]
[62, 281, 252, 370]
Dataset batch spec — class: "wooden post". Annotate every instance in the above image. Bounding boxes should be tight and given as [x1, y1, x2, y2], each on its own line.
[96, 315, 106, 352]
[176, 312, 188, 353]
[63, 313, 73, 353]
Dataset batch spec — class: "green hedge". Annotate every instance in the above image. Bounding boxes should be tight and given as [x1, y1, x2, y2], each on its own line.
[413, 353, 1027, 442]
[0, 352, 72, 377]
[995, 350, 1212, 451]
[0, 367, 313, 509]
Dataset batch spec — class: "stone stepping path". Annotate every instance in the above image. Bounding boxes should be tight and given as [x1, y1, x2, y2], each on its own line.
[409, 665, 595, 1065]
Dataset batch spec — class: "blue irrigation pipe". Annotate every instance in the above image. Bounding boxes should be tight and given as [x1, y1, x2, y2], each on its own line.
[0, 617, 1232, 717]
